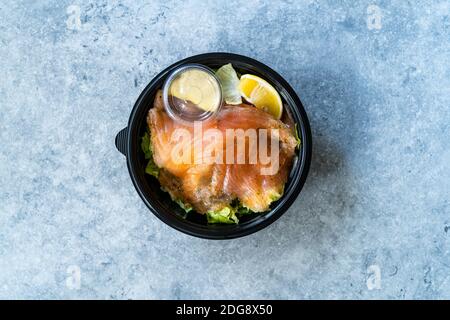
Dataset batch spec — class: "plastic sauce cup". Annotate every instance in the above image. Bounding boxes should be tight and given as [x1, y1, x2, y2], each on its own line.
[162, 64, 222, 124]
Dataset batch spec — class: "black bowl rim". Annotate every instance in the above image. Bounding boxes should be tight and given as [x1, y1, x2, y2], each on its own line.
[123, 52, 312, 239]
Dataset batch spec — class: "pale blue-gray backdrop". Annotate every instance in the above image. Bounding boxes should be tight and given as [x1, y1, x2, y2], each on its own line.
[1, 0, 449, 299]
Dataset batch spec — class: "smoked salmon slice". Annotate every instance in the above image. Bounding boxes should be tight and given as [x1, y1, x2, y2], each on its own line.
[146, 90, 297, 215]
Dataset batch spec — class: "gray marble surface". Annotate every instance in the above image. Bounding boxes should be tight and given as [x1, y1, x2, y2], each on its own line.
[1, 0, 449, 299]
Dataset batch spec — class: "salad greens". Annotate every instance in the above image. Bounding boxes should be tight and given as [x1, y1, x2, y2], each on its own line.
[207, 206, 239, 224]
[294, 123, 301, 149]
[175, 198, 193, 213]
[140, 63, 299, 224]
[141, 132, 159, 178]
[215, 63, 242, 105]
[206, 200, 255, 224]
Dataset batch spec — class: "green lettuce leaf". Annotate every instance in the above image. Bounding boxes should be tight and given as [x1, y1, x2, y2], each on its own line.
[207, 206, 239, 224]
[232, 200, 252, 216]
[294, 123, 301, 149]
[175, 199, 193, 213]
[141, 132, 159, 178]
[145, 161, 159, 177]
[236, 205, 251, 215]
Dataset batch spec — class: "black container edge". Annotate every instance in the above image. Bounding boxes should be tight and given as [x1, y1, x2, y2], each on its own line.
[117, 52, 313, 240]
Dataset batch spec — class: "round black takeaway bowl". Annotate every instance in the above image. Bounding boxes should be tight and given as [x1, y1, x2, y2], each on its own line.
[115, 53, 312, 239]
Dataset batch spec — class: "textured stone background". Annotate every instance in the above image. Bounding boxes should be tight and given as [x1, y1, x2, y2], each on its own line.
[1, 0, 449, 299]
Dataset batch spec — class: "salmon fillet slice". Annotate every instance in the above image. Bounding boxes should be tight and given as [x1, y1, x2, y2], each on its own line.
[147, 90, 297, 213]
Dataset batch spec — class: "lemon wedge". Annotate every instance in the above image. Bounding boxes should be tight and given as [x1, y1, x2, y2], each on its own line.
[239, 74, 283, 119]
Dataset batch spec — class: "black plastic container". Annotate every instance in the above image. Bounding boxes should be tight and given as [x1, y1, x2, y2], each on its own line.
[115, 53, 312, 239]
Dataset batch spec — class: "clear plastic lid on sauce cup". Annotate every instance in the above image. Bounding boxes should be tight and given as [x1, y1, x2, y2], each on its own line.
[162, 64, 222, 124]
